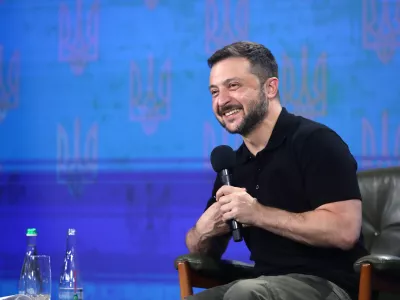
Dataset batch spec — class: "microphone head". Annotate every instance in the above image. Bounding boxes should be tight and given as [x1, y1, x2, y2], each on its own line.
[210, 145, 236, 173]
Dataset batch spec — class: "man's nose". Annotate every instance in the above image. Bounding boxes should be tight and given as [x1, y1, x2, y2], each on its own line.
[216, 89, 231, 107]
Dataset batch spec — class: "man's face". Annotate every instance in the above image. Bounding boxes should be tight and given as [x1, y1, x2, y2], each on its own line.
[209, 57, 268, 136]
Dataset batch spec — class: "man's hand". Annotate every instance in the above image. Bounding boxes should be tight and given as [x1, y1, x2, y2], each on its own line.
[195, 201, 230, 237]
[216, 185, 260, 226]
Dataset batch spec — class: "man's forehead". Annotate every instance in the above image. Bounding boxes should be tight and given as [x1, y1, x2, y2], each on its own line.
[210, 57, 250, 73]
[209, 57, 252, 83]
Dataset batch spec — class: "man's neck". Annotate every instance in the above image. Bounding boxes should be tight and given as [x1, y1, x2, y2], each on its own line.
[242, 103, 282, 156]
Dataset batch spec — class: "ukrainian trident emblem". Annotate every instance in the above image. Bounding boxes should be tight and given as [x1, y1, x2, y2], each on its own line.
[144, 0, 158, 10]
[362, 0, 400, 63]
[56, 118, 98, 197]
[281, 46, 328, 119]
[205, 0, 249, 55]
[59, 0, 100, 75]
[129, 54, 172, 135]
[362, 111, 400, 168]
[0, 45, 19, 122]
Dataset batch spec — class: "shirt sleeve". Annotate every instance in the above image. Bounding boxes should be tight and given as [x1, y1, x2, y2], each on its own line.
[300, 128, 362, 209]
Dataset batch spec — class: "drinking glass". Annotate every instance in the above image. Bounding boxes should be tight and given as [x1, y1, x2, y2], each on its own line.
[23, 255, 52, 300]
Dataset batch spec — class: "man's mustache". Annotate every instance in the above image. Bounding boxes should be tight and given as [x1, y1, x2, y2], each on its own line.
[218, 105, 243, 116]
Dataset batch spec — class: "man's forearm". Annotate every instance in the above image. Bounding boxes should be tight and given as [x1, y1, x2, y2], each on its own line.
[186, 226, 212, 254]
[185, 227, 228, 259]
[254, 204, 358, 250]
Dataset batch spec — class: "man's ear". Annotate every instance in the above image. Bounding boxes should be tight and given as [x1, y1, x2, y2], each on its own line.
[265, 77, 279, 99]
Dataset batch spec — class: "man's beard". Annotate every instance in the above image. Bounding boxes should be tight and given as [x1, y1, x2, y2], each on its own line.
[217, 88, 268, 137]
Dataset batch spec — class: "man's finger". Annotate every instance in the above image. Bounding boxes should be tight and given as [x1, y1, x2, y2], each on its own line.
[217, 194, 232, 205]
[216, 185, 236, 200]
[220, 198, 235, 212]
[216, 185, 246, 201]
[222, 211, 236, 222]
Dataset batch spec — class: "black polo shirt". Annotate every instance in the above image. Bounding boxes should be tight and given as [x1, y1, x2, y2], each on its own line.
[205, 107, 369, 299]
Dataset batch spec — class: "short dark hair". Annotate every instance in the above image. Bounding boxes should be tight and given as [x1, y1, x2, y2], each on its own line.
[207, 41, 279, 84]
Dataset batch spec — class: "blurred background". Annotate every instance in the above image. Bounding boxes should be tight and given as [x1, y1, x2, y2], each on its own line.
[0, 0, 399, 299]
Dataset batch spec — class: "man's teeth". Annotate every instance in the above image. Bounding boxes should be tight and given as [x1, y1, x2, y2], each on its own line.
[225, 109, 240, 116]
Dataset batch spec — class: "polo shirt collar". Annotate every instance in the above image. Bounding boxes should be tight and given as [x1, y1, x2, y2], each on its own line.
[237, 107, 298, 163]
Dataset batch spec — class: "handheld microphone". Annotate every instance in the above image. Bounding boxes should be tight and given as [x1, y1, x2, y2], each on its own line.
[210, 145, 243, 242]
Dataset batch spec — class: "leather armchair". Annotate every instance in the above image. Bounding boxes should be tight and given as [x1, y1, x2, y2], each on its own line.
[174, 166, 400, 300]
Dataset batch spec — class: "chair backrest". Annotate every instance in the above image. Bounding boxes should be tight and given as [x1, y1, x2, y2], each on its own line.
[357, 166, 400, 256]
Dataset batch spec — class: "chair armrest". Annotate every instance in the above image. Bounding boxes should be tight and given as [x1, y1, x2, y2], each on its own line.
[174, 253, 255, 282]
[354, 254, 400, 276]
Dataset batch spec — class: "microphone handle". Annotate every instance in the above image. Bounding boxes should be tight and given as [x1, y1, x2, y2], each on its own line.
[219, 169, 243, 242]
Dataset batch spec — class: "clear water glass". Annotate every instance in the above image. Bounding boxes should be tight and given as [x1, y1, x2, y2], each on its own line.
[21, 255, 52, 300]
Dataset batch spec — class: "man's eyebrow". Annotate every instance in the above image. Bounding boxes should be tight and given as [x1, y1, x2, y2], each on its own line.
[209, 77, 242, 90]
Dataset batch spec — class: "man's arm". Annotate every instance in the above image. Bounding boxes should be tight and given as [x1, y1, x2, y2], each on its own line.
[185, 226, 231, 259]
[218, 128, 363, 251]
[185, 196, 231, 259]
[253, 199, 361, 250]
[256, 128, 363, 250]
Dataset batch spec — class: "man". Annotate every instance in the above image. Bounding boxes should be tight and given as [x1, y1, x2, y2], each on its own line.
[184, 41, 369, 300]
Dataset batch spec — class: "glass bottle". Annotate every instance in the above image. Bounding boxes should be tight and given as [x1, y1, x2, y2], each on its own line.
[18, 228, 39, 295]
[59, 228, 84, 300]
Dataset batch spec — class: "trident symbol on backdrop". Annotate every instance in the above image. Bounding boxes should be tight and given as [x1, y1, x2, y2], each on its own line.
[205, 0, 249, 55]
[129, 54, 172, 135]
[281, 46, 328, 119]
[0, 45, 19, 123]
[362, 0, 400, 63]
[57, 118, 98, 197]
[144, 0, 158, 9]
[59, 0, 100, 75]
[361, 111, 400, 168]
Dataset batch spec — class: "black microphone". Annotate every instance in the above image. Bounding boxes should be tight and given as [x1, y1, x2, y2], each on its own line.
[210, 145, 243, 242]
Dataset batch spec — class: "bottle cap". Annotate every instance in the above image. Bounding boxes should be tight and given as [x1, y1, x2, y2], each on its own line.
[68, 228, 76, 235]
[26, 228, 37, 236]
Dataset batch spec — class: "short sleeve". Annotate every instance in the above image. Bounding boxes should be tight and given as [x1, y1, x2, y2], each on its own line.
[204, 174, 223, 212]
[300, 128, 362, 209]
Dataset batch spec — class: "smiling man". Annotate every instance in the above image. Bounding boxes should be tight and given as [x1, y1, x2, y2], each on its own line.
[184, 41, 369, 300]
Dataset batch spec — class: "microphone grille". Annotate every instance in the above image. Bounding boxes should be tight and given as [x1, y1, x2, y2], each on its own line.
[210, 145, 236, 172]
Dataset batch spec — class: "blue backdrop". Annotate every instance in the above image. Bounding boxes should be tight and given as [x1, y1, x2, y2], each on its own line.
[0, 0, 399, 299]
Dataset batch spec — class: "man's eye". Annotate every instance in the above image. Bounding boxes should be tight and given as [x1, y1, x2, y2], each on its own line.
[229, 83, 239, 88]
